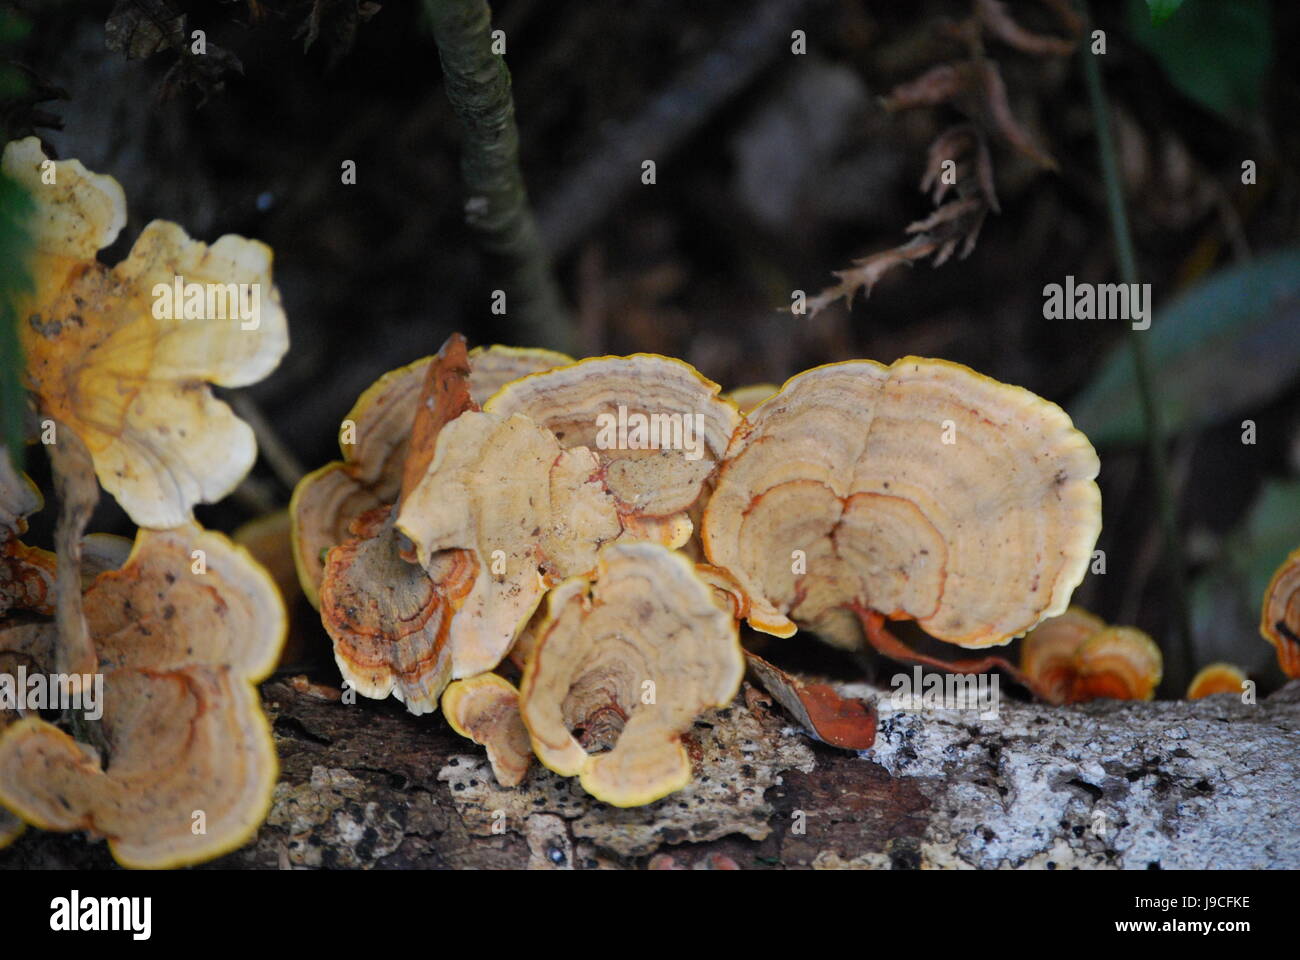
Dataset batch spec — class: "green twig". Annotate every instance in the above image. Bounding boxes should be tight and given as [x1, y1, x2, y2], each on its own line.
[423, 0, 573, 352]
[1080, 4, 1192, 696]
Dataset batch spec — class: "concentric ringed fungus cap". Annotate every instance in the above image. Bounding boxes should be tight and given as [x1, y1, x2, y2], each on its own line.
[518, 542, 745, 807]
[1018, 607, 1106, 704]
[1071, 627, 1162, 702]
[1260, 548, 1300, 679]
[398, 410, 622, 679]
[1020, 612, 1162, 704]
[5, 137, 289, 529]
[1187, 663, 1247, 700]
[322, 506, 476, 714]
[441, 673, 533, 787]
[290, 355, 435, 608]
[0, 521, 286, 868]
[467, 344, 575, 406]
[318, 335, 481, 713]
[484, 354, 740, 521]
[290, 344, 571, 606]
[702, 357, 1102, 648]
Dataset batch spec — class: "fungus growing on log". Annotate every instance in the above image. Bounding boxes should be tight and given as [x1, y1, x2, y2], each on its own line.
[467, 344, 575, 406]
[318, 335, 480, 713]
[0, 522, 285, 868]
[483, 354, 739, 525]
[701, 358, 1101, 668]
[1187, 663, 1247, 700]
[4, 138, 289, 529]
[1020, 611, 1162, 704]
[291, 355, 436, 608]
[291, 344, 571, 606]
[517, 542, 744, 806]
[1260, 548, 1300, 679]
[441, 673, 533, 787]
[398, 410, 622, 679]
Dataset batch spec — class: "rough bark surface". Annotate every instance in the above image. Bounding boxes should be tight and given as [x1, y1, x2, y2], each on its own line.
[3, 679, 1297, 870]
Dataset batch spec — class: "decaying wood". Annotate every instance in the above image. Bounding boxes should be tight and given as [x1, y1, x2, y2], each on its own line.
[3, 678, 1297, 870]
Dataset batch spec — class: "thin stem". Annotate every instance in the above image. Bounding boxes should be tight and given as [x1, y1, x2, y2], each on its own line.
[1080, 5, 1193, 696]
[424, 0, 574, 353]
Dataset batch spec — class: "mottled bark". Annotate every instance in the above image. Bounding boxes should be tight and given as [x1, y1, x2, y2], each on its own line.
[4, 679, 1296, 870]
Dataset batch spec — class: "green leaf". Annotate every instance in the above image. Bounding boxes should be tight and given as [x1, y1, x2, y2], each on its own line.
[1070, 248, 1300, 448]
[1127, 0, 1272, 120]
[0, 167, 34, 470]
[1145, 0, 1185, 26]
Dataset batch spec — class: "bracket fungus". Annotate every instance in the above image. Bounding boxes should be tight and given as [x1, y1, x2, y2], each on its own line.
[441, 673, 533, 787]
[318, 335, 482, 714]
[1019, 610, 1162, 704]
[701, 358, 1101, 661]
[0, 521, 285, 868]
[483, 354, 740, 526]
[398, 409, 623, 679]
[517, 542, 744, 807]
[291, 345, 571, 606]
[4, 138, 289, 529]
[1260, 548, 1300, 679]
[1187, 663, 1247, 700]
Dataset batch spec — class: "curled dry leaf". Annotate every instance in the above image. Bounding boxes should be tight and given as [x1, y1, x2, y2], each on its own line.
[974, 0, 1079, 57]
[518, 542, 745, 807]
[441, 672, 533, 787]
[744, 650, 877, 750]
[882, 59, 1057, 172]
[4, 137, 289, 529]
[0, 521, 285, 868]
[1020, 611, 1162, 704]
[1186, 663, 1247, 700]
[701, 358, 1101, 651]
[1260, 548, 1300, 679]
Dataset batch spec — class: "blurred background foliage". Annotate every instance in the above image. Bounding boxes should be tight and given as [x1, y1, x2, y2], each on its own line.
[1, 0, 1297, 688]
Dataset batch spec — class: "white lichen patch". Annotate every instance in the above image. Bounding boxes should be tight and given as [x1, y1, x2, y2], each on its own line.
[849, 680, 1300, 869]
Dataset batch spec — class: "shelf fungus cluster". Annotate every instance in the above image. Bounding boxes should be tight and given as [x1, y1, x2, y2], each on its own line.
[1261, 548, 1300, 679]
[299, 339, 1106, 806]
[1019, 609, 1162, 704]
[0, 139, 289, 867]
